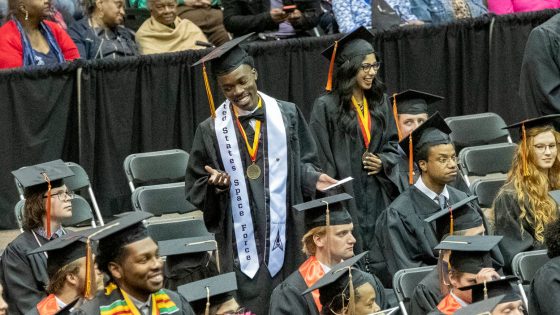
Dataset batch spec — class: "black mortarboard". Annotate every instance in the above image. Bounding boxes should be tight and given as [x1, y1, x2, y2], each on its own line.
[397, 112, 452, 185]
[28, 228, 98, 279]
[321, 26, 375, 91]
[434, 235, 502, 274]
[503, 114, 560, 177]
[293, 193, 353, 230]
[12, 159, 74, 190]
[389, 89, 444, 115]
[191, 33, 255, 118]
[177, 272, 237, 314]
[159, 235, 217, 257]
[459, 276, 521, 303]
[454, 295, 505, 315]
[424, 195, 483, 238]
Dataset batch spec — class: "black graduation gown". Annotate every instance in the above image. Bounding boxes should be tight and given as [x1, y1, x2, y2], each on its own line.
[519, 13, 560, 119]
[0, 230, 50, 315]
[309, 93, 400, 258]
[530, 256, 560, 315]
[493, 182, 546, 274]
[73, 287, 194, 315]
[409, 268, 444, 315]
[269, 261, 389, 315]
[370, 185, 470, 286]
[185, 99, 321, 315]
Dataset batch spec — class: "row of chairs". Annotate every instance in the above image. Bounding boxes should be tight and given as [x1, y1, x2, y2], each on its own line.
[393, 249, 549, 315]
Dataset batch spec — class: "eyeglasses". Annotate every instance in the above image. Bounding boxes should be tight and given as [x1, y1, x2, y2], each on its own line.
[43, 191, 75, 201]
[431, 156, 458, 165]
[533, 143, 558, 153]
[360, 62, 381, 73]
[217, 308, 247, 315]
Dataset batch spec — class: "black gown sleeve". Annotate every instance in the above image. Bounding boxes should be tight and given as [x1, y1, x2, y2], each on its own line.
[294, 105, 322, 199]
[309, 96, 338, 178]
[409, 282, 441, 315]
[269, 282, 312, 315]
[530, 258, 560, 315]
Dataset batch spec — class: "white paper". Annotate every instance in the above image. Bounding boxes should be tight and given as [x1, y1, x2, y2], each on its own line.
[323, 176, 353, 191]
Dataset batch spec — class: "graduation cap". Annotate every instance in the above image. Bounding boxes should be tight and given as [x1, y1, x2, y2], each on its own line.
[389, 90, 444, 140]
[159, 234, 221, 274]
[397, 112, 452, 184]
[293, 193, 353, 231]
[192, 33, 255, 119]
[454, 295, 506, 315]
[177, 272, 237, 315]
[503, 114, 560, 177]
[459, 276, 521, 303]
[321, 26, 375, 91]
[424, 195, 482, 238]
[12, 159, 74, 238]
[434, 235, 502, 274]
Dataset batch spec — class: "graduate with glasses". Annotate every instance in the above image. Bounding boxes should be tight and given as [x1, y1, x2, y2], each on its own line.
[309, 26, 401, 271]
[1, 160, 75, 315]
[492, 114, 560, 273]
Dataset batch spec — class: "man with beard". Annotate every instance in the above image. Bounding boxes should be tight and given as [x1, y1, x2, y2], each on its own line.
[73, 212, 195, 315]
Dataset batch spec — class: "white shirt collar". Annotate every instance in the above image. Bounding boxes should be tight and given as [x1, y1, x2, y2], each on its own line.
[54, 296, 67, 309]
[318, 261, 331, 273]
[414, 176, 449, 203]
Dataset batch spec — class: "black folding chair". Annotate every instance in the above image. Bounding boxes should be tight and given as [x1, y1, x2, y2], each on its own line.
[123, 149, 190, 192]
[131, 182, 196, 216]
[470, 177, 506, 208]
[445, 112, 512, 153]
[511, 250, 549, 313]
[392, 265, 436, 315]
[146, 218, 212, 242]
[458, 143, 516, 186]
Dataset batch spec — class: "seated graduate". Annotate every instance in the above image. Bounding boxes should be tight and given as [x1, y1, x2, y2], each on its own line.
[530, 207, 560, 315]
[72, 212, 195, 315]
[160, 234, 220, 291]
[269, 193, 387, 315]
[387, 90, 469, 194]
[456, 277, 527, 315]
[1, 160, 74, 315]
[454, 295, 520, 315]
[371, 113, 493, 285]
[427, 235, 502, 315]
[302, 252, 381, 315]
[25, 229, 105, 315]
[178, 272, 247, 315]
[135, 0, 208, 54]
[493, 114, 560, 273]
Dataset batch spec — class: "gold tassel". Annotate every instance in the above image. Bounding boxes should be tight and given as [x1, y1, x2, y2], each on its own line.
[449, 207, 454, 236]
[522, 124, 529, 177]
[322, 200, 331, 265]
[41, 173, 52, 238]
[348, 268, 355, 315]
[205, 286, 211, 315]
[325, 41, 338, 92]
[84, 238, 94, 299]
[392, 93, 402, 141]
[203, 63, 216, 119]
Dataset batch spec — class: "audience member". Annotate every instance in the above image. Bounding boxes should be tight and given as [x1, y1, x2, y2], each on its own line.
[185, 34, 336, 314]
[388, 0, 487, 25]
[177, 0, 230, 46]
[302, 253, 381, 315]
[371, 113, 491, 286]
[0, 0, 79, 69]
[519, 13, 560, 117]
[310, 27, 400, 269]
[67, 0, 138, 59]
[493, 115, 560, 272]
[270, 193, 387, 314]
[73, 212, 195, 315]
[178, 273, 246, 315]
[430, 235, 502, 314]
[1, 160, 75, 315]
[136, 0, 207, 54]
[530, 214, 560, 314]
[25, 229, 104, 315]
[331, 0, 371, 33]
[488, 0, 560, 15]
[222, 0, 323, 38]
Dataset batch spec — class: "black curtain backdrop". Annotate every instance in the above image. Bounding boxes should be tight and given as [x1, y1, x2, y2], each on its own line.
[0, 10, 557, 228]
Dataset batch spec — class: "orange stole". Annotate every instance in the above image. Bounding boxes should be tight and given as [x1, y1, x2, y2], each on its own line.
[36, 294, 60, 315]
[436, 293, 463, 315]
[298, 256, 325, 312]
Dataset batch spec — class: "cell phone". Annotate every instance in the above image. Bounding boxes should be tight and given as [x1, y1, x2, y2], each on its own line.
[282, 5, 297, 13]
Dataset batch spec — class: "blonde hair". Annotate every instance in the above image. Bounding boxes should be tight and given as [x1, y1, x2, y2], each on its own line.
[46, 259, 82, 294]
[301, 226, 327, 256]
[505, 125, 560, 242]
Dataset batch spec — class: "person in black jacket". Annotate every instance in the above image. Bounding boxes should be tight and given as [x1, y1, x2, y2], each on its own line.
[222, 0, 322, 38]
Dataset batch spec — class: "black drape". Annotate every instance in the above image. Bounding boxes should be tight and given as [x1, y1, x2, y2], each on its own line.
[0, 10, 558, 228]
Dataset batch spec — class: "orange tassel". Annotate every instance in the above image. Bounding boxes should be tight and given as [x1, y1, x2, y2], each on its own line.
[522, 124, 529, 177]
[42, 173, 52, 238]
[392, 93, 402, 140]
[409, 135, 414, 185]
[84, 239, 94, 299]
[325, 41, 338, 92]
[449, 207, 454, 235]
[203, 63, 216, 119]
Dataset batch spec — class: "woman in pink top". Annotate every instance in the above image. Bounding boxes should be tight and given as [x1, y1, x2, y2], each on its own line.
[488, 0, 560, 14]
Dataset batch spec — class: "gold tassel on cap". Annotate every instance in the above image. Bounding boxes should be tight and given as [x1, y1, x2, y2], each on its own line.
[203, 63, 216, 119]
[325, 41, 338, 92]
[205, 286, 211, 315]
[347, 268, 355, 315]
[449, 206, 454, 236]
[522, 124, 529, 177]
[392, 93, 402, 141]
[41, 173, 52, 238]
[321, 200, 331, 265]
[84, 222, 120, 299]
